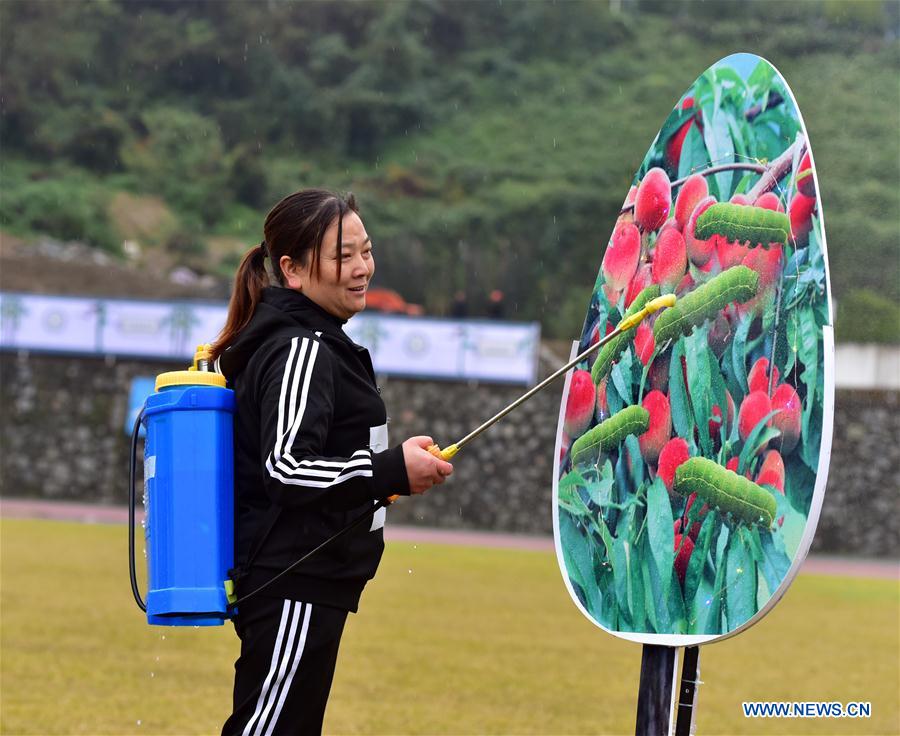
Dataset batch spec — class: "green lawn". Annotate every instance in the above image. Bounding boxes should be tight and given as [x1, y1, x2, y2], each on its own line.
[1, 518, 897, 735]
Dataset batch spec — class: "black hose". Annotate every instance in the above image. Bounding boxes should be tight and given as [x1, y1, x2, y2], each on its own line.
[229, 498, 388, 608]
[129, 407, 147, 613]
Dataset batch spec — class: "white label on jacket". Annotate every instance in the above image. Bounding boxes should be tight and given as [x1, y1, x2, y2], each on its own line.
[369, 423, 388, 531]
[369, 423, 388, 453]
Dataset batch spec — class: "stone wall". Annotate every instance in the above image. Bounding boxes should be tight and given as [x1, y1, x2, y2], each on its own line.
[1, 350, 897, 557]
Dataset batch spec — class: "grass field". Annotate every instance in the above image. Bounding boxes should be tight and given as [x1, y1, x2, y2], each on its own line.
[1, 518, 897, 735]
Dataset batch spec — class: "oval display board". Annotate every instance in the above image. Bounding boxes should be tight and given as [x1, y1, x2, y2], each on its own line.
[552, 53, 834, 646]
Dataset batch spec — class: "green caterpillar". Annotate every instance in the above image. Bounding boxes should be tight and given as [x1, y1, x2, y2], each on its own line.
[653, 266, 758, 346]
[673, 457, 776, 528]
[570, 405, 649, 465]
[591, 285, 661, 385]
[695, 203, 790, 247]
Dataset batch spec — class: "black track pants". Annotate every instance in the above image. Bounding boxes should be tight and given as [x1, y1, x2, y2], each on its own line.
[222, 596, 348, 736]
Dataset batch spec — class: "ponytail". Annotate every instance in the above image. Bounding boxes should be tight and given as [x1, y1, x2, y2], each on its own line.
[209, 242, 269, 361]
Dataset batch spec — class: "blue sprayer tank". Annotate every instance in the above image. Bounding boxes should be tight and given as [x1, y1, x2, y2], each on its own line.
[130, 345, 236, 626]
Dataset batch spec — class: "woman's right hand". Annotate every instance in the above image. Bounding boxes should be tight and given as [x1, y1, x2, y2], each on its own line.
[401, 436, 454, 495]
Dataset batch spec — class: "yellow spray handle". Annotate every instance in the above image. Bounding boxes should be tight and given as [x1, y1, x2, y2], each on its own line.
[386, 444, 458, 503]
[617, 294, 677, 332]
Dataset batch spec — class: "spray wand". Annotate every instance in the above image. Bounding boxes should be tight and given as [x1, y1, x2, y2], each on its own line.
[227, 294, 676, 607]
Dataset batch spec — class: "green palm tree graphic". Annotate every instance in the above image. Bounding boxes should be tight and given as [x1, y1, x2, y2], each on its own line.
[0, 295, 28, 346]
[159, 304, 202, 356]
[352, 317, 390, 356]
[88, 300, 108, 352]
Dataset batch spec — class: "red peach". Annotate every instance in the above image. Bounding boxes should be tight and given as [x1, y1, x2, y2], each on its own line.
[652, 228, 687, 291]
[754, 192, 784, 212]
[683, 492, 708, 539]
[730, 193, 751, 206]
[796, 152, 815, 198]
[684, 195, 719, 267]
[634, 321, 655, 365]
[717, 239, 752, 269]
[725, 456, 752, 479]
[674, 174, 709, 231]
[602, 221, 641, 291]
[595, 377, 610, 423]
[674, 533, 695, 584]
[707, 311, 732, 357]
[665, 97, 702, 170]
[649, 353, 670, 393]
[657, 437, 690, 493]
[624, 264, 653, 308]
[771, 383, 802, 454]
[638, 390, 672, 465]
[738, 245, 783, 317]
[564, 369, 595, 439]
[789, 193, 816, 243]
[708, 390, 735, 441]
[748, 357, 780, 396]
[634, 167, 672, 233]
[743, 245, 783, 291]
[676, 272, 694, 295]
[624, 184, 638, 207]
[757, 449, 785, 494]
[659, 218, 682, 236]
[738, 390, 773, 452]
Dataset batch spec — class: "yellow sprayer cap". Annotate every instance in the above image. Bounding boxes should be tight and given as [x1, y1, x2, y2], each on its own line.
[155, 370, 227, 391]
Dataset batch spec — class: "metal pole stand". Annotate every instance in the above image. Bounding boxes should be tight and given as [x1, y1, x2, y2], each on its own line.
[635, 645, 702, 735]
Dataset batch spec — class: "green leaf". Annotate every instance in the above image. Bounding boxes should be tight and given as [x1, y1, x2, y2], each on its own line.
[707, 348, 729, 445]
[646, 477, 675, 606]
[558, 469, 591, 518]
[773, 492, 806, 559]
[610, 535, 632, 629]
[584, 465, 615, 508]
[678, 123, 708, 181]
[747, 59, 775, 98]
[737, 411, 781, 475]
[724, 109, 748, 164]
[725, 527, 758, 631]
[669, 339, 694, 439]
[610, 349, 634, 406]
[756, 526, 792, 600]
[667, 567, 688, 635]
[701, 523, 730, 634]
[684, 328, 713, 455]
[686, 513, 718, 621]
[658, 106, 697, 155]
[560, 511, 603, 616]
[702, 108, 735, 199]
[642, 552, 659, 633]
[624, 434, 644, 488]
[797, 305, 819, 470]
[731, 313, 753, 396]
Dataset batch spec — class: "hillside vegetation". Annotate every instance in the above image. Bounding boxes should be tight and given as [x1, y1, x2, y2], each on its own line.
[1, 0, 898, 340]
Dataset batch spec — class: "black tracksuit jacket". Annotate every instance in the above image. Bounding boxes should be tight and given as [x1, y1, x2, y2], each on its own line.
[216, 287, 410, 612]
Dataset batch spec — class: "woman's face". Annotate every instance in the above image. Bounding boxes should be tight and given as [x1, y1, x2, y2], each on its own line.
[282, 211, 375, 320]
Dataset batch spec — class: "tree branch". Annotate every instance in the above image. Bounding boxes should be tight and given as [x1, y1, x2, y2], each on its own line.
[617, 136, 807, 215]
[746, 136, 806, 201]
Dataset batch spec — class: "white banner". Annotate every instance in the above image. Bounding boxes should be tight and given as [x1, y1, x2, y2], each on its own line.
[0, 292, 539, 385]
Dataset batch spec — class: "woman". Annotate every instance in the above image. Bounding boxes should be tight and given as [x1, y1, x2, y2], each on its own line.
[213, 189, 453, 735]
